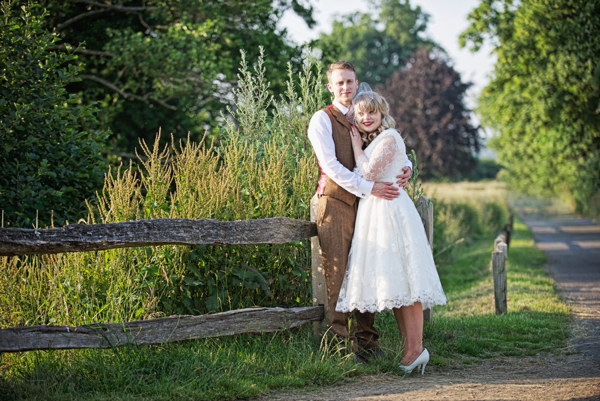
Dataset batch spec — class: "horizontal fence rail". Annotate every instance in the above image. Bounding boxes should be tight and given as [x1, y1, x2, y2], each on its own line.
[0, 217, 318, 257]
[0, 306, 324, 353]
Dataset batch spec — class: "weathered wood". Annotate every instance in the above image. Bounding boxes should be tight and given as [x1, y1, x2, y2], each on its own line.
[0, 217, 318, 257]
[416, 196, 435, 323]
[492, 243, 508, 315]
[494, 232, 507, 251]
[0, 306, 324, 353]
[310, 194, 328, 336]
[416, 196, 434, 254]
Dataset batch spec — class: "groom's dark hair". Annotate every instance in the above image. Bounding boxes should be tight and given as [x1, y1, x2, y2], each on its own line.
[327, 61, 356, 81]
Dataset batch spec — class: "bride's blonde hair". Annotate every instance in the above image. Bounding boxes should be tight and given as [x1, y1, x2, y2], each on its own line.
[352, 91, 395, 146]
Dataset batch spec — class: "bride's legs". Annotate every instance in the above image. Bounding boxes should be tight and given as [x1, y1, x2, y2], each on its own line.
[394, 302, 424, 365]
[392, 307, 407, 351]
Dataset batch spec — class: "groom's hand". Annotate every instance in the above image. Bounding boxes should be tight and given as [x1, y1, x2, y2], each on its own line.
[372, 182, 400, 200]
[396, 167, 412, 189]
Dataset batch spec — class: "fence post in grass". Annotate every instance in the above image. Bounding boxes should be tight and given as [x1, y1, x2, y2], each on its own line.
[310, 194, 328, 336]
[492, 241, 508, 315]
[504, 213, 514, 251]
[416, 196, 435, 323]
[494, 232, 506, 251]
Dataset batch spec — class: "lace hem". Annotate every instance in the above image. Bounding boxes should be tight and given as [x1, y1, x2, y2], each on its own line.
[336, 293, 447, 314]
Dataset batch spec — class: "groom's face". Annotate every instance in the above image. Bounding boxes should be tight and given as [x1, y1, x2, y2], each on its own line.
[327, 69, 358, 107]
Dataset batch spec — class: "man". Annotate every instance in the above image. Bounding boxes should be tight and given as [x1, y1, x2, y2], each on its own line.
[308, 61, 412, 362]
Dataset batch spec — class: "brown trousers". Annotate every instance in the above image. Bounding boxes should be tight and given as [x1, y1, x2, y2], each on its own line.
[316, 195, 380, 352]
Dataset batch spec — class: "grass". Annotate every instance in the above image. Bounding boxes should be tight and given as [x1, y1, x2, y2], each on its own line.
[423, 180, 509, 206]
[0, 209, 571, 401]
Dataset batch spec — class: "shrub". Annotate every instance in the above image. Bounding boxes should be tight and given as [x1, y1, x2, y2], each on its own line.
[479, 201, 507, 234]
[0, 1, 107, 228]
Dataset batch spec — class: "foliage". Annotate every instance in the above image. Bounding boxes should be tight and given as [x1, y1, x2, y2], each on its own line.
[460, 0, 600, 217]
[0, 1, 107, 228]
[460, 158, 503, 181]
[315, 0, 433, 84]
[422, 181, 509, 261]
[34, 0, 315, 152]
[379, 49, 481, 178]
[406, 149, 425, 203]
[0, 50, 323, 326]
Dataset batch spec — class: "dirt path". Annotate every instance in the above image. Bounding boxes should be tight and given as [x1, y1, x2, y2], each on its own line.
[255, 352, 599, 400]
[253, 196, 600, 401]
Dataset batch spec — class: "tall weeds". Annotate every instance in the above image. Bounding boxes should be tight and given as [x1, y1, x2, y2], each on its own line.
[0, 49, 324, 328]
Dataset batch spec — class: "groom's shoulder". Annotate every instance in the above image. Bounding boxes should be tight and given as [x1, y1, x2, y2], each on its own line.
[309, 108, 331, 124]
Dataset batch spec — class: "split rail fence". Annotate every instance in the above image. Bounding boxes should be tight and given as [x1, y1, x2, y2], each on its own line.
[0, 195, 434, 353]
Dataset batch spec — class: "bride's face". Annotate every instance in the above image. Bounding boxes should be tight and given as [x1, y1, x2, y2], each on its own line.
[355, 109, 382, 133]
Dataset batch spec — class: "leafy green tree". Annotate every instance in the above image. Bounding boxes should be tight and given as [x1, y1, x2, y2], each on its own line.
[461, 0, 600, 216]
[37, 0, 315, 152]
[0, 1, 107, 228]
[316, 0, 433, 84]
[378, 49, 480, 178]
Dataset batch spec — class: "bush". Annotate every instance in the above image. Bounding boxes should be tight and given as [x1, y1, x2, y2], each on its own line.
[431, 198, 508, 262]
[0, 1, 107, 228]
[479, 201, 507, 234]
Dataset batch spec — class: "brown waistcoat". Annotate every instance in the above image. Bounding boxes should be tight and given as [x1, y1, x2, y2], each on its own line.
[316, 105, 357, 206]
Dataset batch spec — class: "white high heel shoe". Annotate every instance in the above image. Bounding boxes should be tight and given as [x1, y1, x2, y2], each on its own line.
[399, 348, 429, 374]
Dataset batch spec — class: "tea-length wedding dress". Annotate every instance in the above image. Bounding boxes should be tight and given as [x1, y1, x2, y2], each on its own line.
[335, 128, 446, 313]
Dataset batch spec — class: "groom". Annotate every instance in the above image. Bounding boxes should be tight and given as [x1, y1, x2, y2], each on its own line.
[308, 61, 412, 362]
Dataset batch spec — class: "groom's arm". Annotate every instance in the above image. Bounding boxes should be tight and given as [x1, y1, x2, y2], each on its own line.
[308, 111, 374, 198]
[396, 163, 412, 189]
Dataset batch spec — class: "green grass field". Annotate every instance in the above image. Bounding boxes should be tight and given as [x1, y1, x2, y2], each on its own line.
[0, 205, 571, 401]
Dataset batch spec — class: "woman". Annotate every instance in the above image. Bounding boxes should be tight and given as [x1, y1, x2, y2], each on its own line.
[335, 86, 446, 374]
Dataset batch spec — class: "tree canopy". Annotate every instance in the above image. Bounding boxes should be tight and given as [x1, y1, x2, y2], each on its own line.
[316, 0, 433, 84]
[461, 0, 600, 215]
[379, 49, 480, 178]
[40, 0, 316, 151]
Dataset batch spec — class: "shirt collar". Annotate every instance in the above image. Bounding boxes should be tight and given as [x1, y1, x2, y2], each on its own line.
[333, 100, 350, 115]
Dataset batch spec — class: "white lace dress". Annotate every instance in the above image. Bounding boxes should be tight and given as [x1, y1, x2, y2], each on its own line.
[335, 128, 447, 313]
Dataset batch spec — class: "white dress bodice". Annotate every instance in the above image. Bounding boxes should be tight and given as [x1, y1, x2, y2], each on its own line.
[355, 128, 407, 183]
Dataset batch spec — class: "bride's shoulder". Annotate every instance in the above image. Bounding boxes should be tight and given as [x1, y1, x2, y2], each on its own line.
[380, 128, 403, 140]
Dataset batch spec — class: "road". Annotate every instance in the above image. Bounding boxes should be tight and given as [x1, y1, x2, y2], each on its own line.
[512, 195, 600, 366]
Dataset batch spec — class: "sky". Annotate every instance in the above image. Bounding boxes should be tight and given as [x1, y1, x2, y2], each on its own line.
[278, 0, 497, 113]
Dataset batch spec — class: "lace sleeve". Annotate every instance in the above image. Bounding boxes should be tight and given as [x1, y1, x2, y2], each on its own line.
[355, 135, 398, 181]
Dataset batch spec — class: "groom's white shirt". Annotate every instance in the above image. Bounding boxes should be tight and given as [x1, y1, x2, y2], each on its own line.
[308, 100, 412, 199]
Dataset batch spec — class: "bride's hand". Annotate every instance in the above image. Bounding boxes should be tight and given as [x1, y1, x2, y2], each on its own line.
[350, 126, 363, 149]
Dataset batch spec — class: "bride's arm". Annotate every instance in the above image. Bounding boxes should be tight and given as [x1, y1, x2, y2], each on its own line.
[350, 127, 398, 181]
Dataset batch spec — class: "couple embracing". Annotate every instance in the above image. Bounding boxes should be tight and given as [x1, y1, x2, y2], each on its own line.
[308, 61, 446, 374]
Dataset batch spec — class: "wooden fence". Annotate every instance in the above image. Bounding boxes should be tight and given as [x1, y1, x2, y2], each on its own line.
[492, 214, 514, 315]
[0, 194, 434, 353]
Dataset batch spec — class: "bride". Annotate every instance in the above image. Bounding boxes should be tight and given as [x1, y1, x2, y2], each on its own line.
[335, 86, 446, 374]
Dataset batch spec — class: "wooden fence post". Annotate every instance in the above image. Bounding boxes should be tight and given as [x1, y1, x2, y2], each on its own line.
[416, 196, 435, 323]
[504, 212, 514, 251]
[310, 194, 328, 336]
[492, 242, 508, 315]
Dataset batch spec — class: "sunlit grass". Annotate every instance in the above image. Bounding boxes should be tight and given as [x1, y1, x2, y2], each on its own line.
[423, 180, 508, 205]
